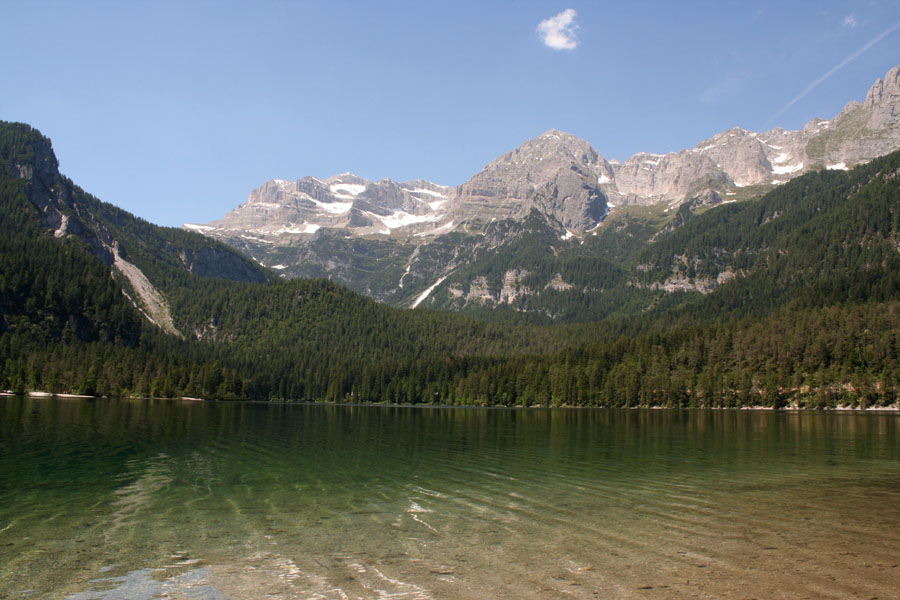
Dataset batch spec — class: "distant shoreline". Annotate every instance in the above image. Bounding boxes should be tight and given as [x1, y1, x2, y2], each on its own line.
[2, 391, 899, 412]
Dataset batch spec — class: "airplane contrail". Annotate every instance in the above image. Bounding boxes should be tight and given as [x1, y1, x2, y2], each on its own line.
[769, 19, 900, 124]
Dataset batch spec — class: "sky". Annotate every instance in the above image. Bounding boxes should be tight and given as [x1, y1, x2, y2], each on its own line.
[2, 1, 900, 227]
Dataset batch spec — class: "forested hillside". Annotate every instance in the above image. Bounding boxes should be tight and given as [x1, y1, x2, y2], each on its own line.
[634, 156, 900, 319]
[2, 121, 900, 407]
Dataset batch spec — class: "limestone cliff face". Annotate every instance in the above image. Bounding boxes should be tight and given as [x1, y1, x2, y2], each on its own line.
[610, 65, 900, 205]
[203, 130, 612, 241]
[203, 173, 451, 238]
[611, 121, 838, 206]
[803, 65, 900, 168]
[446, 130, 611, 232]
[612, 150, 728, 206]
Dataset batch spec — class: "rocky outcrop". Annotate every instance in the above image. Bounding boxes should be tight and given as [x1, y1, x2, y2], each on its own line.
[499, 269, 532, 303]
[611, 65, 900, 206]
[545, 273, 574, 291]
[803, 65, 900, 169]
[444, 269, 535, 306]
[447, 130, 611, 232]
[194, 174, 452, 239]
[435, 267, 581, 309]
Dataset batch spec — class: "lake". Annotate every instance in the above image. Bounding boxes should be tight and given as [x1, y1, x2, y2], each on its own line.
[1, 397, 898, 599]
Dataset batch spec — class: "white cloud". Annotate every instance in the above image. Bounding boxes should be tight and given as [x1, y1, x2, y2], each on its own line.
[537, 9, 579, 50]
[843, 14, 858, 28]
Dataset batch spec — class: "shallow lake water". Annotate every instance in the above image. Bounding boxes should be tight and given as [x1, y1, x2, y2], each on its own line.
[1, 397, 898, 599]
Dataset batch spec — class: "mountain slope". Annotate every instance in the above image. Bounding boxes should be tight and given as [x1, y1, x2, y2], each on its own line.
[0, 122, 269, 336]
[633, 151, 900, 321]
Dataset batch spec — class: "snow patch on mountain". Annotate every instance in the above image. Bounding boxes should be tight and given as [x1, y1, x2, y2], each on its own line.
[772, 163, 803, 175]
[329, 183, 366, 199]
[410, 188, 448, 198]
[417, 220, 455, 237]
[276, 223, 321, 234]
[772, 153, 791, 164]
[311, 199, 353, 214]
[380, 211, 437, 229]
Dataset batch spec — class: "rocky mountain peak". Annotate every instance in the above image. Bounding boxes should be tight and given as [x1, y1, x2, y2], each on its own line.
[491, 130, 606, 177]
[610, 64, 900, 204]
[528, 128, 597, 151]
[445, 130, 611, 232]
[802, 64, 900, 168]
[195, 168, 453, 239]
[802, 118, 832, 135]
[3, 124, 59, 189]
[865, 64, 900, 107]
[325, 172, 368, 186]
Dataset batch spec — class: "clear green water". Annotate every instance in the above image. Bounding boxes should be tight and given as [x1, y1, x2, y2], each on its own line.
[1, 397, 899, 599]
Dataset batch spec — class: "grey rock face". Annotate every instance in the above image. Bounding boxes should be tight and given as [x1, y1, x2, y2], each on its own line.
[446, 130, 611, 232]
[609, 64, 900, 206]
[198, 130, 613, 243]
[193, 65, 900, 242]
[612, 149, 729, 206]
[803, 65, 900, 168]
[199, 173, 452, 239]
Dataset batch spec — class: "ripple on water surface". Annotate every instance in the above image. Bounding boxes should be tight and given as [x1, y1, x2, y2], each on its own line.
[0, 398, 899, 599]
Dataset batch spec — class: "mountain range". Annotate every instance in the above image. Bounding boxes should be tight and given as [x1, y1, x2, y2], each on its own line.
[186, 65, 900, 314]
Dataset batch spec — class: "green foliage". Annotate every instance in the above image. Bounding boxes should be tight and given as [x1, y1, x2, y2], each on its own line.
[631, 151, 900, 323]
[0, 233, 143, 345]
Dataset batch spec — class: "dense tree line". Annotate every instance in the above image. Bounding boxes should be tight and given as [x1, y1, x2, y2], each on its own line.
[3, 297, 899, 408]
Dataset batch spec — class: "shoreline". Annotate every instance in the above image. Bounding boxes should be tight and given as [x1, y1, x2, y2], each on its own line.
[2, 391, 899, 412]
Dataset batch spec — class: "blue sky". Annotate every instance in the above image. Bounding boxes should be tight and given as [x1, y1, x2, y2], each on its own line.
[3, 1, 899, 227]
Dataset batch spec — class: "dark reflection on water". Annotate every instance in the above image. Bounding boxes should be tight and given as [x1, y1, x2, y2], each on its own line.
[1, 397, 899, 599]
